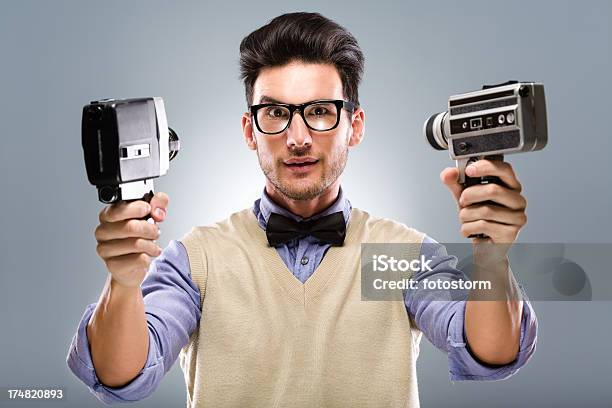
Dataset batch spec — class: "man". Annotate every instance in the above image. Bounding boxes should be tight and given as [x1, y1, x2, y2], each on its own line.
[68, 12, 537, 407]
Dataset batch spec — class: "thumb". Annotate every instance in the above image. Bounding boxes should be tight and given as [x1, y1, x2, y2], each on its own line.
[149, 192, 169, 222]
[440, 167, 463, 205]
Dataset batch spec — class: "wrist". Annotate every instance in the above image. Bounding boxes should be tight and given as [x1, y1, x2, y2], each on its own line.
[105, 274, 144, 305]
[108, 272, 145, 291]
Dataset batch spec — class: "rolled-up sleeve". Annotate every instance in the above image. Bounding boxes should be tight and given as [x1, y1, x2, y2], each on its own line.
[66, 240, 201, 404]
[446, 288, 537, 381]
[66, 303, 166, 404]
[404, 236, 538, 382]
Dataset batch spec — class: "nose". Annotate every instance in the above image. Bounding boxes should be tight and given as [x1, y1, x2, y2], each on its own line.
[285, 110, 312, 148]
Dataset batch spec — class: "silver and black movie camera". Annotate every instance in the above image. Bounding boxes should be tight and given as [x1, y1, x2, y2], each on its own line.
[82, 97, 180, 204]
[423, 80, 548, 238]
[424, 80, 547, 185]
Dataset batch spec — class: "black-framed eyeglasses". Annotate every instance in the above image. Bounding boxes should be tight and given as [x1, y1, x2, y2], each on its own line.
[249, 99, 356, 135]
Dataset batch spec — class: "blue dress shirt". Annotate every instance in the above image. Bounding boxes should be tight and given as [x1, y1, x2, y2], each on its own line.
[67, 188, 538, 404]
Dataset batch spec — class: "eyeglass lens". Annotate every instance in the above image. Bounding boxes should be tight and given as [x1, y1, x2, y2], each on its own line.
[256, 102, 339, 133]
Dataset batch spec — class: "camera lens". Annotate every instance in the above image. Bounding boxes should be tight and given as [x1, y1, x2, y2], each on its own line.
[168, 128, 180, 161]
[423, 112, 448, 150]
[99, 185, 118, 203]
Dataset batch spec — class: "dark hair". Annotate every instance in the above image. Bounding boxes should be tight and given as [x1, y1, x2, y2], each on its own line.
[239, 12, 364, 107]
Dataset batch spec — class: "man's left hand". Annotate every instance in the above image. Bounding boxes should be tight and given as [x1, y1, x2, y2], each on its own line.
[440, 159, 527, 244]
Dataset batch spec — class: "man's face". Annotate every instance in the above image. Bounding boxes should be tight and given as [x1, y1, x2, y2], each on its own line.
[242, 61, 364, 201]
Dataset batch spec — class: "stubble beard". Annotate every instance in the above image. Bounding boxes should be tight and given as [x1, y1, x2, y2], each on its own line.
[257, 139, 349, 201]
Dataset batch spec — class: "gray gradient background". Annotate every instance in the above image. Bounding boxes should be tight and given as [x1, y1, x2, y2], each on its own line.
[1, 0, 611, 407]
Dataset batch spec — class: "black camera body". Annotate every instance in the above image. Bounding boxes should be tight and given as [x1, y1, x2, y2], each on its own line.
[424, 81, 547, 184]
[82, 97, 180, 204]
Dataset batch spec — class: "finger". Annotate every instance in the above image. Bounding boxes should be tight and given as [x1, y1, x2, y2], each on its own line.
[105, 253, 152, 277]
[97, 238, 162, 259]
[460, 220, 522, 243]
[459, 183, 527, 210]
[440, 167, 463, 204]
[465, 160, 522, 191]
[149, 192, 170, 222]
[95, 219, 160, 242]
[459, 204, 527, 226]
[99, 200, 151, 223]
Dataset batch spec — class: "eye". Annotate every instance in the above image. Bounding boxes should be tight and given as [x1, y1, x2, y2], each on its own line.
[265, 106, 288, 119]
[306, 103, 335, 118]
[311, 106, 328, 116]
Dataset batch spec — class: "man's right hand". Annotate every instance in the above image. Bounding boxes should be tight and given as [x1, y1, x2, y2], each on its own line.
[94, 192, 169, 288]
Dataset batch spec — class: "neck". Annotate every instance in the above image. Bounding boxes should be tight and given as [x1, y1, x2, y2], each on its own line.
[265, 179, 341, 219]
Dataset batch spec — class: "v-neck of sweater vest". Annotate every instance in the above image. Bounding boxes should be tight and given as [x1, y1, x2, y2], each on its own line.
[240, 207, 366, 304]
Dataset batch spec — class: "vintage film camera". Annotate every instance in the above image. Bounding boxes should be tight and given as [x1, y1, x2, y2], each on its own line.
[82, 97, 180, 204]
[424, 80, 547, 184]
[423, 81, 548, 237]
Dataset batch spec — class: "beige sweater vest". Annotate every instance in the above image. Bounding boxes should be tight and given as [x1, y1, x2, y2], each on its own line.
[178, 208, 425, 408]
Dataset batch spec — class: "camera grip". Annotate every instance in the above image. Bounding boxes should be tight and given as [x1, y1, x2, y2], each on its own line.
[463, 173, 505, 189]
[462, 155, 505, 239]
[124, 190, 155, 221]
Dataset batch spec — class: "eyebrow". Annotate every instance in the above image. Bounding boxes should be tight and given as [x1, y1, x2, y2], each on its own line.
[257, 95, 340, 105]
[258, 95, 285, 104]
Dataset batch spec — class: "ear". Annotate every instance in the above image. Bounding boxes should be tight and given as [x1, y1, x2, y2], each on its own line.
[242, 112, 257, 150]
[348, 107, 365, 147]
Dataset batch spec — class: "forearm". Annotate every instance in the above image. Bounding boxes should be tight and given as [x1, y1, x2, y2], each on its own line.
[86, 275, 149, 387]
[465, 256, 523, 365]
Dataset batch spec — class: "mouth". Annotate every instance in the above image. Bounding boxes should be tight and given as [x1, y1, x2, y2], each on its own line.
[283, 157, 319, 172]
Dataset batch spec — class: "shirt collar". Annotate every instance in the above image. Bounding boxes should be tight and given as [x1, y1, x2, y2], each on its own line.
[253, 186, 352, 231]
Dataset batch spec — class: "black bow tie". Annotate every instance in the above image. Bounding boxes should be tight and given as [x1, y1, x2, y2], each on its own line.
[266, 211, 346, 247]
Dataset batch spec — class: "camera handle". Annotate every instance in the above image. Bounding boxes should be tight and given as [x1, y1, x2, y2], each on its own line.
[118, 189, 155, 222]
[98, 181, 155, 220]
[461, 154, 506, 240]
[130, 190, 155, 221]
